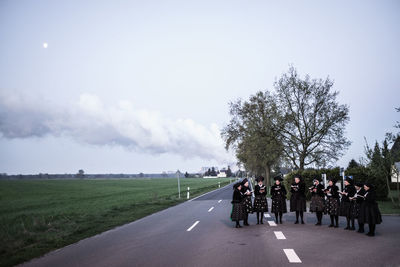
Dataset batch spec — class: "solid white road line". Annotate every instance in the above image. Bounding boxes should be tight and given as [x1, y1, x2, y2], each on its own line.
[187, 221, 200, 232]
[268, 220, 277, 226]
[283, 249, 302, 263]
[208, 207, 214, 212]
[218, 200, 222, 203]
[274, 231, 286, 240]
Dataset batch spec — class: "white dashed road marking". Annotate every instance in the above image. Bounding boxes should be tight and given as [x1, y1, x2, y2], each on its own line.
[218, 200, 222, 203]
[264, 213, 271, 218]
[268, 220, 277, 226]
[283, 249, 302, 263]
[274, 231, 286, 239]
[208, 207, 214, 212]
[187, 221, 200, 232]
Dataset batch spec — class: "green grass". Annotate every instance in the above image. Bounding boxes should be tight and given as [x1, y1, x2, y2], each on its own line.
[378, 190, 400, 215]
[0, 178, 232, 267]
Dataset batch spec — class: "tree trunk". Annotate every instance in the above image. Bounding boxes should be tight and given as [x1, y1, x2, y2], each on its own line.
[265, 165, 271, 193]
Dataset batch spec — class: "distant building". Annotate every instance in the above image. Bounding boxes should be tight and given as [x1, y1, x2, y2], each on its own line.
[217, 170, 227, 178]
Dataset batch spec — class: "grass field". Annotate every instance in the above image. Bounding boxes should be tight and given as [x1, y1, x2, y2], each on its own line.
[0, 178, 233, 267]
[378, 190, 400, 214]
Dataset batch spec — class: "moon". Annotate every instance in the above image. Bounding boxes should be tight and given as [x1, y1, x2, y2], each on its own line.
[43, 42, 48, 48]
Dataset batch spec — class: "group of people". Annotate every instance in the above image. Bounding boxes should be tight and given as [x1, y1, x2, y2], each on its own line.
[230, 175, 382, 236]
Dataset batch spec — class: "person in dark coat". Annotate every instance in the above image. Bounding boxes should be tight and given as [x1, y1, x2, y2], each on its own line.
[290, 175, 306, 224]
[231, 182, 245, 228]
[271, 176, 287, 224]
[339, 177, 356, 230]
[359, 182, 382, 236]
[309, 178, 325, 225]
[324, 179, 340, 228]
[349, 182, 366, 233]
[253, 176, 268, 224]
[241, 178, 253, 226]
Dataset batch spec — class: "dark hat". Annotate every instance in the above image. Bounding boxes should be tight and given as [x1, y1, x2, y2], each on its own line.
[328, 177, 337, 183]
[364, 182, 373, 189]
[345, 177, 354, 184]
[313, 177, 322, 182]
[256, 176, 265, 182]
[293, 174, 302, 180]
[241, 178, 249, 186]
[355, 182, 364, 188]
[233, 182, 241, 189]
[274, 175, 283, 181]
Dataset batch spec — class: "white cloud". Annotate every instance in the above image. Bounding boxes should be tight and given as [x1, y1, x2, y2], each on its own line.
[0, 90, 235, 165]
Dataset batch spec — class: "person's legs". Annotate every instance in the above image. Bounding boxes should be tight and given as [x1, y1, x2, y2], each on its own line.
[279, 212, 283, 224]
[358, 222, 364, 233]
[256, 212, 260, 224]
[300, 211, 304, 224]
[329, 215, 334, 227]
[367, 224, 376, 236]
[295, 211, 299, 224]
[334, 216, 339, 228]
[345, 217, 350, 230]
[236, 220, 241, 228]
[260, 212, 264, 224]
[244, 213, 249, 226]
[350, 218, 355, 230]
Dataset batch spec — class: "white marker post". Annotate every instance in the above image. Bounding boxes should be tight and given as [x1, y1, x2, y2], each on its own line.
[322, 173, 327, 188]
[187, 187, 190, 199]
[177, 170, 181, 199]
[218, 182, 220, 188]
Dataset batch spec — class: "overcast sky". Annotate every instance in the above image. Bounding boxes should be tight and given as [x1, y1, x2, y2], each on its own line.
[0, 0, 399, 174]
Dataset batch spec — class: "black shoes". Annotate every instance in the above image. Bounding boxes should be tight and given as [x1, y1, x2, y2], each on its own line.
[294, 220, 299, 224]
[235, 224, 242, 228]
[260, 221, 263, 224]
[357, 229, 364, 233]
[350, 226, 356, 231]
[315, 222, 321, 226]
[328, 224, 334, 227]
[344, 227, 350, 230]
[366, 232, 375, 237]
[301, 221, 305, 224]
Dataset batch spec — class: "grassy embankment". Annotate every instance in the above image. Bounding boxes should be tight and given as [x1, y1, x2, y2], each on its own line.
[0, 178, 232, 267]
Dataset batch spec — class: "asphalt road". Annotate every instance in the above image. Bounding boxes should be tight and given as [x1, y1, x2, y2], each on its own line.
[23, 184, 400, 267]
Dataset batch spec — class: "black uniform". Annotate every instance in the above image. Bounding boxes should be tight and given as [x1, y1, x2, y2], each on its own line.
[309, 183, 325, 225]
[359, 188, 382, 236]
[271, 183, 287, 223]
[325, 184, 340, 227]
[351, 187, 366, 232]
[290, 181, 306, 224]
[253, 184, 268, 224]
[339, 184, 356, 230]
[241, 185, 253, 226]
[231, 188, 245, 226]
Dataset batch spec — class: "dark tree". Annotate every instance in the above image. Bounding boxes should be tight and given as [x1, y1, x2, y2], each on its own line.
[274, 66, 351, 169]
[222, 91, 283, 188]
[347, 159, 359, 169]
[210, 167, 217, 176]
[76, 169, 85, 179]
[226, 166, 233, 177]
[184, 172, 189, 178]
[365, 141, 389, 199]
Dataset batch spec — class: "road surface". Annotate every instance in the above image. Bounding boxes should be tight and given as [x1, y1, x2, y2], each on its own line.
[23, 184, 400, 267]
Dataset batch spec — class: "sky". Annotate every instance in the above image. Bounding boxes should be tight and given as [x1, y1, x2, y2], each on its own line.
[0, 0, 399, 175]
